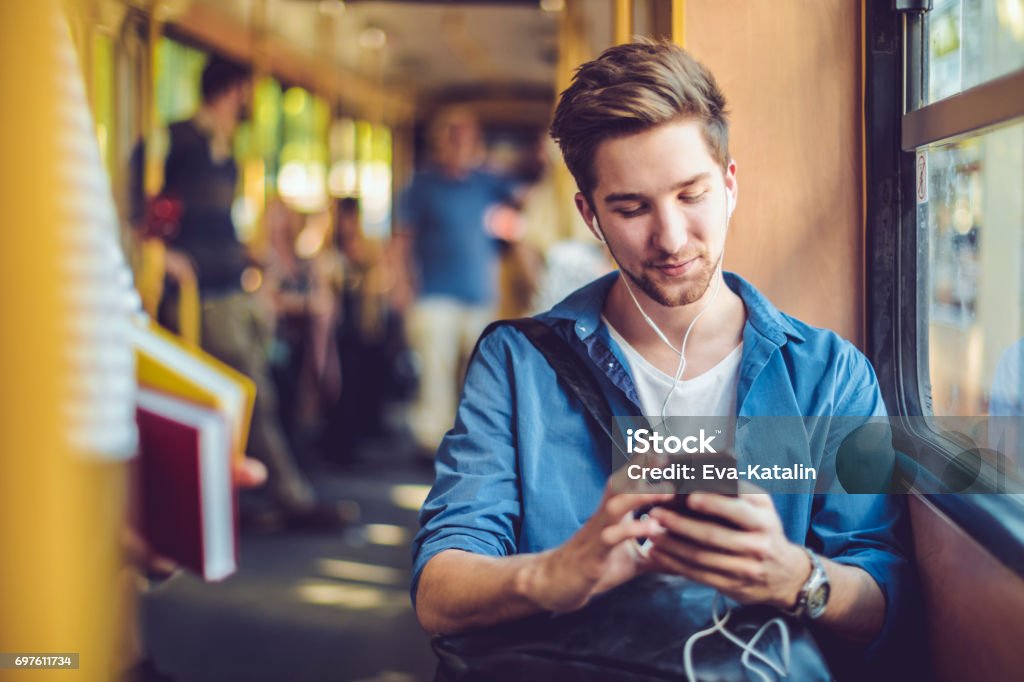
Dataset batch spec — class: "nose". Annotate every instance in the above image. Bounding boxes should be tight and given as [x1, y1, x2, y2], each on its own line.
[650, 203, 689, 255]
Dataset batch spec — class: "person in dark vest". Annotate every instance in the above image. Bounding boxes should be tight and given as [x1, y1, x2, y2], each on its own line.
[159, 56, 355, 531]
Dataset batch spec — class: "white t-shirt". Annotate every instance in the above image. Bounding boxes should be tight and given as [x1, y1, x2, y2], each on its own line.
[604, 317, 742, 418]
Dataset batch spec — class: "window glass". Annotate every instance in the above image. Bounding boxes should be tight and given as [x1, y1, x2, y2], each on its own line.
[277, 87, 329, 213]
[90, 32, 114, 175]
[928, 0, 1024, 104]
[924, 121, 1024, 431]
[363, 125, 393, 238]
[154, 38, 205, 126]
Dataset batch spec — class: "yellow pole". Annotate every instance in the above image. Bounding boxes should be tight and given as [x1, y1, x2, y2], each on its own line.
[144, 0, 162, 197]
[139, 1, 167, 319]
[671, 0, 685, 47]
[246, 0, 269, 256]
[0, 3, 126, 680]
[613, 0, 633, 45]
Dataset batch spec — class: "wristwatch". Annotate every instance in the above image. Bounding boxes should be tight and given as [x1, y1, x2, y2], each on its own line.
[785, 547, 830, 620]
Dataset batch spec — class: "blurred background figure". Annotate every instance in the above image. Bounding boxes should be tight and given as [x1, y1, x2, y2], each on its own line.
[262, 197, 331, 459]
[319, 197, 405, 466]
[515, 134, 613, 313]
[154, 56, 353, 531]
[989, 339, 1024, 474]
[393, 106, 520, 460]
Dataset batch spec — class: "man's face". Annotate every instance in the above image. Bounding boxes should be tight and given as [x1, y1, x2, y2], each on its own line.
[577, 118, 737, 308]
[434, 115, 481, 173]
[234, 81, 253, 123]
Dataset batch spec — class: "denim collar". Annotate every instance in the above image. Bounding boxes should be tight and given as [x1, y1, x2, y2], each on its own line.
[547, 270, 806, 347]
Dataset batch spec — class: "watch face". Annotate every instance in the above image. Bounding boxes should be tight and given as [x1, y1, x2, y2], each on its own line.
[807, 582, 830, 618]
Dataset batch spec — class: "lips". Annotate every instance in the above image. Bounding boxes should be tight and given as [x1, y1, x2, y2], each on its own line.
[651, 256, 700, 277]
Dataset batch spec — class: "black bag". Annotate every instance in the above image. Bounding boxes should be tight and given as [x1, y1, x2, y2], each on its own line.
[433, 575, 831, 682]
[434, 319, 833, 681]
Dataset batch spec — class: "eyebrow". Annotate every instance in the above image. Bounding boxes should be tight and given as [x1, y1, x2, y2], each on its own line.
[602, 172, 713, 204]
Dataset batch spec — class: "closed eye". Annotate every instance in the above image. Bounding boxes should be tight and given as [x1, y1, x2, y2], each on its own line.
[615, 204, 647, 218]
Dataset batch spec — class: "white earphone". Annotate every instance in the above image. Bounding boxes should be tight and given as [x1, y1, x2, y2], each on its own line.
[591, 186, 731, 420]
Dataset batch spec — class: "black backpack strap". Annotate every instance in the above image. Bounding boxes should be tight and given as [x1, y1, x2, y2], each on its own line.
[471, 318, 625, 455]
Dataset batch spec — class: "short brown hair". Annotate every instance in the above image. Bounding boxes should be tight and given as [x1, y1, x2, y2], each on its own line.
[550, 40, 729, 204]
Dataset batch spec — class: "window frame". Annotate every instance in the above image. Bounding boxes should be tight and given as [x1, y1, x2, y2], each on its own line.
[865, 0, 1024, 577]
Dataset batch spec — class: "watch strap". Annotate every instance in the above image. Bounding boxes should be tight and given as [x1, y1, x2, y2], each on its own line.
[784, 547, 826, 619]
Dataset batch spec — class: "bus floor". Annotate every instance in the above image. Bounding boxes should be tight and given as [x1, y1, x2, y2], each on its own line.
[140, 436, 438, 682]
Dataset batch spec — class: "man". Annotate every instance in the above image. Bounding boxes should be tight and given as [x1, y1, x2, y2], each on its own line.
[394, 106, 518, 457]
[159, 56, 352, 530]
[412, 41, 908, 670]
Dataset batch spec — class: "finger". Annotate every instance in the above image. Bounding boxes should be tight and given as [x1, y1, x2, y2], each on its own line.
[604, 491, 674, 522]
[649, 533, 765, 583]
[147, 551, 179, 577]
[233, 457, 267, 489]
[648, 508, 770, 558]
[600, 516, 665, 547]
[686, 493, 767, 531]
[647, 546, 740, 593]
[737, 488, 774, 509]
[606, 460, 672, 496]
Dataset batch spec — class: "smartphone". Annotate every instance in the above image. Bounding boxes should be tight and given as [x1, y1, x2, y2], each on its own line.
[635, 449, 739, 530]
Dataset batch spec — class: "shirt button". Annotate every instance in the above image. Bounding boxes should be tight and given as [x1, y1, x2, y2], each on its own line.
[608, 362, 615, 368]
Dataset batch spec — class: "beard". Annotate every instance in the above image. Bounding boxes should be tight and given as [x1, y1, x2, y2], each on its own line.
[620, 250, 722, 307]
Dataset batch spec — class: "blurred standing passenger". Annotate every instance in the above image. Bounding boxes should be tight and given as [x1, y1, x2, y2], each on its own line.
[159, 56, 353, 530]
[262, 199, 323, 454]
[320, 197, 394, 464]
[394, 107, 519, 459]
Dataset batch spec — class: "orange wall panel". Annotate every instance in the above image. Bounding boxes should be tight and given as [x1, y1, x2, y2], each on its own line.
[686, 0, 864, 345]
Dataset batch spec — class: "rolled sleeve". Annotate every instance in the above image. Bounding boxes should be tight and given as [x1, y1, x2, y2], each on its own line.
[810, 493, 911, 657]
[810, 344, 912, 657]
[411, 328, 522, 605]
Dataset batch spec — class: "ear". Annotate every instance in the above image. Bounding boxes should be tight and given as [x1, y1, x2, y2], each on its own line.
[724, 159, 738, 216]
[574, 192, 602, 241]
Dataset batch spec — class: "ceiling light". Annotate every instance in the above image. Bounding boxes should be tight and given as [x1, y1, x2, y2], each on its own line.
[540, 0, 565, 12]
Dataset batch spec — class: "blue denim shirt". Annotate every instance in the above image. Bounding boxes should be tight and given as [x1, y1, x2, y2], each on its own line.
[413, 271, 910, 652]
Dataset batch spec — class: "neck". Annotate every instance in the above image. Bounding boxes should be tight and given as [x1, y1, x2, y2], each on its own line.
[604, 270, 734, 351]
[438, 162, 470, 179]
[195, 105, 235, 143]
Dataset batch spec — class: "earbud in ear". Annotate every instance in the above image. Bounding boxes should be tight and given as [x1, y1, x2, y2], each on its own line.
[592, 219, 606, 243]
[726, 193, 735, 218]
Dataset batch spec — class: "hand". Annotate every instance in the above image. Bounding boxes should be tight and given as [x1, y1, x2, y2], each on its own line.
[390, 276, 415, 313]
[233, 456, 267, 489]
[163, 248, 196, 283]
[522, 472, 673, 613]
[645, 490, 812, 610]
[485, 204, 525, 241]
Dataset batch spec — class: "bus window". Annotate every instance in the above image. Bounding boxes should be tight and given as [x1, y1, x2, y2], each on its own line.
[922, 123, 1024, 422]
[866, 0, 1024, 543]
[920, 0, 1024, 427]
[927, 0, 1024, 104]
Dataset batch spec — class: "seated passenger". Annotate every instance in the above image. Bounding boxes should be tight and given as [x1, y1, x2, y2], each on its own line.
[412, 41, 909, 676]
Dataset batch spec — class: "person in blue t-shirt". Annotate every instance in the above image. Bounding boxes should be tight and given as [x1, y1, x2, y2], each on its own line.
[394, 106, 518, 457]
